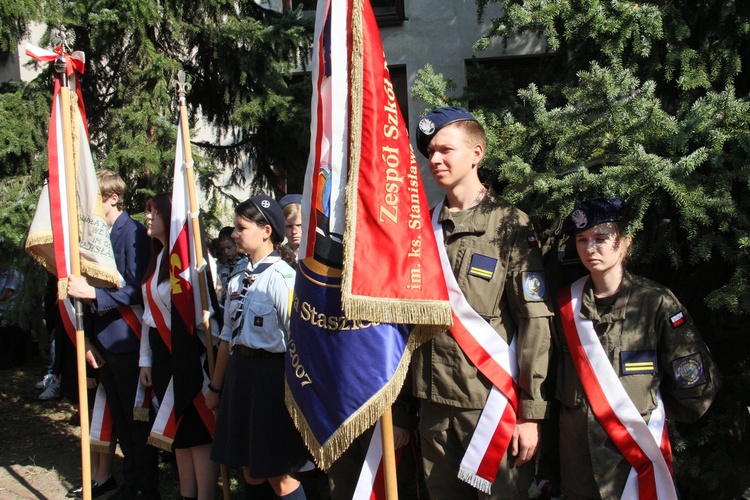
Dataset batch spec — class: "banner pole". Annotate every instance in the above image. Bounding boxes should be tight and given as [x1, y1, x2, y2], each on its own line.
[174, 71, 229, 500]
[56, 56, 93, 500]
[379, 409, 399, 499]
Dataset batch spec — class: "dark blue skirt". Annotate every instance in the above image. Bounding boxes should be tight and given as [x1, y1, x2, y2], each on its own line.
[211, 348, 311, 477]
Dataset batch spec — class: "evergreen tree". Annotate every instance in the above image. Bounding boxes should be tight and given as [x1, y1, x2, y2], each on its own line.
[0, 1, 312, 332]
[413, 0, 750, 497]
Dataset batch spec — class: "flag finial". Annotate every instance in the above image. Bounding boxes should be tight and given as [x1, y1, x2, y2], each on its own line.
[50, 26, 75, 54]
[174, 70, 191, 105]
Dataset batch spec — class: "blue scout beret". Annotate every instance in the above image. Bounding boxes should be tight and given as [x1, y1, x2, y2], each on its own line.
[279, 194, 302, 209]
[249, 194, 285, 242]
[415, 106, 478, 158]
[564, 197, 624, 234]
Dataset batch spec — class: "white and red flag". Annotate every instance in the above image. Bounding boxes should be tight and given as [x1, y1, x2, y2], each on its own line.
[164, 109, 216, 441]
[25, 44, 122, 295]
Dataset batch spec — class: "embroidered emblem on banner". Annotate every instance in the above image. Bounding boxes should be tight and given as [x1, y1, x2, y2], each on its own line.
[522, 272, 546, 301]
[621, 350, 657, 375]
[673, 353, 704, 387]
[254, 316, 264, 327]
[468, 254, 496, 281]
[527, 235, 539, 248]
[670, 311, 686, 328]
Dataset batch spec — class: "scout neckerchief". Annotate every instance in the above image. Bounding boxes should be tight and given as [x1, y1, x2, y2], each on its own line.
[142, 251, 215, 450]
[230, 251, 282, 342]
[432, 201, 519, 494]
[557, 276, 676, 500]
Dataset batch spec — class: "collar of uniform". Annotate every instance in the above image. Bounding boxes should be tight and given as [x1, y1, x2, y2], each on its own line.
[437, 186, 497, 235]
[579, 271, 632, 323]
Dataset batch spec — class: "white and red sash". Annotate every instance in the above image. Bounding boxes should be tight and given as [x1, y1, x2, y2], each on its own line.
[89, 383, 114, 453]
[145, 264, 171, 349]
[557, 276, 676, 499]
[353, 420, 405, 499]
[431, 202, 519, 494]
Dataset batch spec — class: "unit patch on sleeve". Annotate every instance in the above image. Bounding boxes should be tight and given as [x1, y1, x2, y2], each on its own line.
[673, 353, 705, 388]
[522, 272, 547, 301]
[468, 253, 497, 281]
[527, 235, 539, 247]
[620, 350, 657, 375]
[670, 311, 687, 328]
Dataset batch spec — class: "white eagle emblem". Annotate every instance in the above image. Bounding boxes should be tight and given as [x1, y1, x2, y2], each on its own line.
[571, 209, 588, 229]
[419, 117, 435, 136]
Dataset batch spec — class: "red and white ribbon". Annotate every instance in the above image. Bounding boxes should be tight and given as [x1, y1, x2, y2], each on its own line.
[432, 201, 519, 493]
[558, 276, 676, 499]
[90, 383, 113, 451]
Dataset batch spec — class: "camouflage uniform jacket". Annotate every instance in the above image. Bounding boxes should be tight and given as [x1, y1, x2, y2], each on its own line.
[555, 271, 720, 498]
[412, 190, 554, 420]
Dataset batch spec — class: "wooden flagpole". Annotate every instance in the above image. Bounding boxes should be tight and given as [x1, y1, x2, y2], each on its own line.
[380, 409, 399, 499]
[173, 71, 230, 500]
[55, 54, 93, 500]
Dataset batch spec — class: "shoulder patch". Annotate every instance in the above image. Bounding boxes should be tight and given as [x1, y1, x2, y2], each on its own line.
[522, 272, 547, 301]
[527, 235, 539, 248]
[670, 311, 686, 328]
[672, 353, 705, 388]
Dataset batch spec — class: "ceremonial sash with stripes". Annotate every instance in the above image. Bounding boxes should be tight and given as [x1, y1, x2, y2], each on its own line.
[144, 265, 214, 451]
[353, 420, 405, 500]
[557, 276, 676, 499]
[431, 202, 519, 494]
[89, 383, 114, 453]
[58, 298, 115, 451]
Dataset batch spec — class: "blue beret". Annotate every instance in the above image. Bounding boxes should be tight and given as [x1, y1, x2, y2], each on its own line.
[564, 197, 624, 234]
[415, 106, 478, 158]
[279, 194, 302, 209]
[249, 194, 286, 242]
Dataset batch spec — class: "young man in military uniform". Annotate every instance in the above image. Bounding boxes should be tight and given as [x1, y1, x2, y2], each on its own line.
[412, 106, 554, 498]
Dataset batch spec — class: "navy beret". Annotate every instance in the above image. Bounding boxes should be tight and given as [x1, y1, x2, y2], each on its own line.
[249, 194, 286, 242]
[564, 197, 624, 234]
[415, 106, 478, 158]
[279, 194, 302, 209]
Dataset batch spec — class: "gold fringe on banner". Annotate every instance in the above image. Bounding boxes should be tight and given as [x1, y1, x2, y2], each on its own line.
[285, 327, 432, 471]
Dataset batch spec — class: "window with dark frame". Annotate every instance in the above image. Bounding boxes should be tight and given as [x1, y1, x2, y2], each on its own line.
[290, 0, 405, 26]
[387, 65, 409, 128]
[464, 55, 546, 111]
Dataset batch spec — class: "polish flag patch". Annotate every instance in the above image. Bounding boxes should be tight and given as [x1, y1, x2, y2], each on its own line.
[670, 311, 686, 328]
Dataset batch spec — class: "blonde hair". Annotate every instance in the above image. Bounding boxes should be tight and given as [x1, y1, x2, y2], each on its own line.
[97, 169, 126, 210]
[282, 202, 302, 219]
[452, 120, 486, 151]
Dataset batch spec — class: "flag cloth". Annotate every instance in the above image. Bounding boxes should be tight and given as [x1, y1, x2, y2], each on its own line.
[24, 45, 122, 297]
[169, 111, 219, 423]
[285, 0, 452, 471]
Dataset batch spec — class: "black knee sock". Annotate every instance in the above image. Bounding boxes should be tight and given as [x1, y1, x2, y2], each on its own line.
[245, 481, 275, 500]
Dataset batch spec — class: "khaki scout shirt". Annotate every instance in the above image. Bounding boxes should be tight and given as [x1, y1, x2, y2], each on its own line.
[555, 272, 720, 498]
[412, 191, 554, 420]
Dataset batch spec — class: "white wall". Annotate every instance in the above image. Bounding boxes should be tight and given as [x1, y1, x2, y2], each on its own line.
[378, 0, 546, 202]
